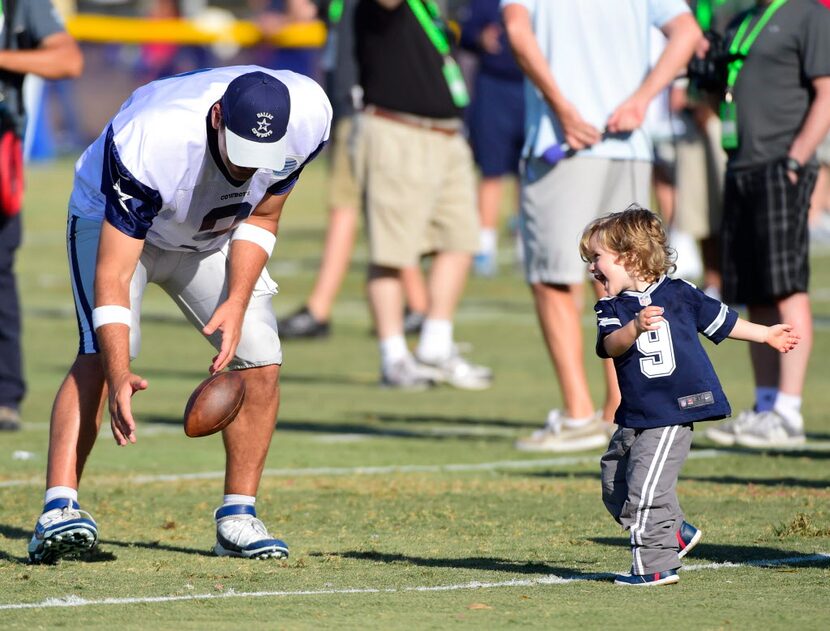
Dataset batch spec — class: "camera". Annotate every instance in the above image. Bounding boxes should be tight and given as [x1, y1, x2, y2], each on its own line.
[687, 29, 731, 94]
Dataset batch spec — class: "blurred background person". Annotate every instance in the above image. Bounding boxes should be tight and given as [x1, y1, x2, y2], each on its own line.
[705, 0, 830, 448]
[353, 0, 492, 390]
[279, 0, 429, 339]
[252, 0, 321, 79]
[459, 0, 524, 278]
[502, 0, 701, 452]
[0, 0, 83, 431]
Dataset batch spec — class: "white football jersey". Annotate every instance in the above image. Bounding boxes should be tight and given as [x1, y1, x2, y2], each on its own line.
[69, 66, 332, 252]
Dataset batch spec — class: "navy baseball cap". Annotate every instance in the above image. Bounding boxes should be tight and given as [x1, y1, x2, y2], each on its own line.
[220, 71, 291, 171]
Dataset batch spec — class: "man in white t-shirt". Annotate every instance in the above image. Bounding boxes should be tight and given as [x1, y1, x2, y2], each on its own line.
[27, 67, 332, 564]
[500, 0, 701, 451]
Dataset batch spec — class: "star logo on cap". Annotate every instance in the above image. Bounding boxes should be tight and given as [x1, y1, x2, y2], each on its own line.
[252, 112, 274, 138]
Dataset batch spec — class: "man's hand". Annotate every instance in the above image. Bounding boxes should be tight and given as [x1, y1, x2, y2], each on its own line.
[108, 372, 148, 446]
[480, 24, 503, 55]
[606, 94, 649, 134]
[555, 101, 602, 150]
[765, 324, 800, 353]
[203, 299, 247, 373]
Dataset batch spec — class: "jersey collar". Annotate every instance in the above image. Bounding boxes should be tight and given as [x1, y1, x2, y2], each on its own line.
[622, 275, 668, 306]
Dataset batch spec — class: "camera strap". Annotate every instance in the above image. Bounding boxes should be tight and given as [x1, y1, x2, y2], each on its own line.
[720, 0, 788, 149]
[406, 0, 469, 108]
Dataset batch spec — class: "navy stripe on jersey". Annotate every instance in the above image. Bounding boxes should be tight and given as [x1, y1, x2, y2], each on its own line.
[68, 216, 99, 354]
[101, 126, 163, 239]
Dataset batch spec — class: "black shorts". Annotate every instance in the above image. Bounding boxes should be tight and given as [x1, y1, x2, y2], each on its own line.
[721, 159, 817, 304]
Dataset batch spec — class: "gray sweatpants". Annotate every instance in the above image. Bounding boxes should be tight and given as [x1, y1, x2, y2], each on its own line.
[600, 424, 693, 575]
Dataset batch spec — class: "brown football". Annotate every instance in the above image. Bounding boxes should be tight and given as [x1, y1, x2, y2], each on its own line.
[183, 372, 246, 438]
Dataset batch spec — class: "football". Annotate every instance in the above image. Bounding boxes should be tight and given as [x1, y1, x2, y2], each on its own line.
[183, 371, 246, 438]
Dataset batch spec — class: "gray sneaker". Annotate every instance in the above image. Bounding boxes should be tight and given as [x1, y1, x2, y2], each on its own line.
[704, 409, 757, 446]
[515, 410, 612, 453]
[416, 349, 493, 391]
[381, 355, 435, 390]
[734, 410, 806, 449]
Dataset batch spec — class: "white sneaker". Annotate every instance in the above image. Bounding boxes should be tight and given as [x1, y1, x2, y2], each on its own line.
[416, 348, 493, 391]
[515, 410, 613, 453]
[704, 409, 757, 446]
[734, 410, 806, 449]
[28, 497, 98, 564]
[214, 505, 289, 560]
[380, 355, 435, 390]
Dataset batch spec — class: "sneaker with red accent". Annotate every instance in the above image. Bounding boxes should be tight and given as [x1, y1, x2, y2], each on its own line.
[614, 569, 679, 586]
[677, 521, 702, 559]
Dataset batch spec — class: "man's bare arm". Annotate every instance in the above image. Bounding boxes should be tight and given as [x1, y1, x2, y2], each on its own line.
[788, 76, 830, 168]
[94, 222, 147, 445]
[203, 191, 289, 373]
[0, 32, 83, 79]
[607, 13, 701, 133]
[502, 4, 601, 150]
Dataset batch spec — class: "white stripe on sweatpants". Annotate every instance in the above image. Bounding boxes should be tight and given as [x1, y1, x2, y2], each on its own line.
[631, 425, 680, 575]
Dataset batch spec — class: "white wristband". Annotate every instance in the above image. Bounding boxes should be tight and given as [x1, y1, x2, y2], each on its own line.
[231, 223, 277, 257]
[92, 305, 132, 330]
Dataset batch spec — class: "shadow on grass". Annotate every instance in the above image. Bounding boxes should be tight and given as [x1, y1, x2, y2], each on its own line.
[682, 474, 830, 489]
[590, 538, 830, 568]
[141, 416, 520, 442]
[372, 412, 540, 430]
[312, 550, 613, 582]
[0, 524, 209, 564]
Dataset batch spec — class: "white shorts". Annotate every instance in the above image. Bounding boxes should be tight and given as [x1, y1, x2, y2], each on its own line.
[67, 216, 282, 368]
[521, 156, 652, 285]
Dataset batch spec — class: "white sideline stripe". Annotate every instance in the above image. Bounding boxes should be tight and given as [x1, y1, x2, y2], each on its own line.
[1, 552, 827, 611]
[0, 450, 724, 488]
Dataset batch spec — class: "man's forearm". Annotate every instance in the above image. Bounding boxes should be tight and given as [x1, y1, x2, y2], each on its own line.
[789, 79, 830, 166]
[502, 6, 568, 117]
[0, 33, 83, 79]
[636, 14, 701, 107]
[226, 239, 270, 310]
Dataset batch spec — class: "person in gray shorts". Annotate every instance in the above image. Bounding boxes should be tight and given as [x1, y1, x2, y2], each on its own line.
[580, 207, 799, 585]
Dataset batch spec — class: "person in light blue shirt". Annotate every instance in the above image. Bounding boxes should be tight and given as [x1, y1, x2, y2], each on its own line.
[501, 0, 702, 453]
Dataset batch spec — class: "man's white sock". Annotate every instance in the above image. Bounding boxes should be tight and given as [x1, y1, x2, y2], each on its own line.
[44, 486, 78, 506]
[416, 319, 453, 363]
[380, 335, 409, 369]
[773, 392, 803, 429]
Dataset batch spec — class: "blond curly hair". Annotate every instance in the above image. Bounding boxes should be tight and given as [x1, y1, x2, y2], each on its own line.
[579, 205, 676, 283]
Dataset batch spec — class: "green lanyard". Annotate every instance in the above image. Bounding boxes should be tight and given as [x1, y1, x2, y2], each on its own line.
[405, 0, 469, 108]
[328, 0, 344, 25]
[724, 0, 788, 101]
[406, 0, 450, 55]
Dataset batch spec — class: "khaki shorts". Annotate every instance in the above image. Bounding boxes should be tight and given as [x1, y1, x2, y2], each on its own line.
[327, 116, 360, 210]
[69, 217, 282, 368]
[352, 111, 478, 268]
[521, 156, 652, 285]
[674, 114, 727, 239]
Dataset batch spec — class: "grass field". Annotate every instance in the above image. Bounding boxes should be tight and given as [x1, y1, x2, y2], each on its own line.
[1, 157, 828, 629]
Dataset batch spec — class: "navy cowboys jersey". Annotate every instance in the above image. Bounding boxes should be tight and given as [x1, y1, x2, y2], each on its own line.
[68, 66, 332, 252]
[595, 276, 739, 429]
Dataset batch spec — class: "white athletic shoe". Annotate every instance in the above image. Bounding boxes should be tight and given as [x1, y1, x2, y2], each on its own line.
[733, 410, 806, 449]
[380, 355, 435, 391]
[28, 498, 98, 564]
[704, 409, 758, 446]
[515, 410, 613, 453]
[415, 348, 493, 391]
[214, 505, 289, 560]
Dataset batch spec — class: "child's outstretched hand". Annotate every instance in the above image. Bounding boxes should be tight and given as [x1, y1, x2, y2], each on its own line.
[766, 324, 800, 353]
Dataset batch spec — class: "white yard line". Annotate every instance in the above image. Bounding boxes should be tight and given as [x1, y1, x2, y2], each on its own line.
[0, 450, 724, 488]
[1, 552, 827, 611]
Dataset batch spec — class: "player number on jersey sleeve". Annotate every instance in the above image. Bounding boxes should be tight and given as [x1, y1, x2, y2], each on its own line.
[636, 320, 676, 378]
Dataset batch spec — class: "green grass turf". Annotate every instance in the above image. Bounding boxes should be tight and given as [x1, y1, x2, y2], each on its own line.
[0, 157, 828, 629]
